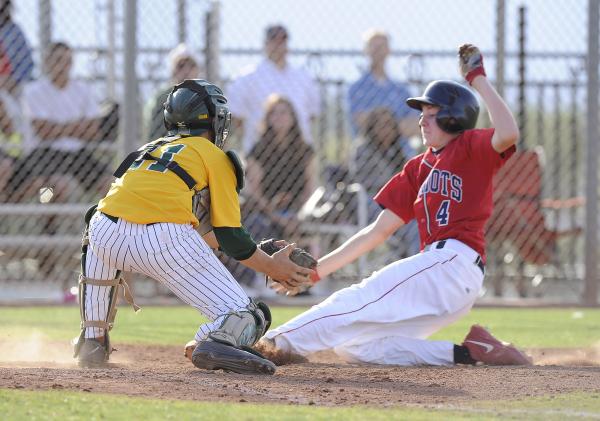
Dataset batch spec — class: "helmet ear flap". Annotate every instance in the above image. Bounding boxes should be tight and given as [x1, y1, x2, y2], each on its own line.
[435, 108, 462, 133]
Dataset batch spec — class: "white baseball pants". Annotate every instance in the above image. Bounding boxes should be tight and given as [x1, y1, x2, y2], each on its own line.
[266, 239, 484, 366]
[83, 211, 250, 341]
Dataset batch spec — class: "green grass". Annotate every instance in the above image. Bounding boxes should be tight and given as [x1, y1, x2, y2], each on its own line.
[1, 389, 599, 420]
[2, 306, 600, 419]
[0, 305, 599, 348]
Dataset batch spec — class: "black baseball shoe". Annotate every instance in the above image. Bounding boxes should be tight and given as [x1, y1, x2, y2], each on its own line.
[192, 340, 276, 375]
[76, 338, 109, 367]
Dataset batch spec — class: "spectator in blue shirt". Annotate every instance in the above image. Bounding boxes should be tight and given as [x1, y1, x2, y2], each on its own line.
[0, 0, 33, 92]
[348, 29, 418, 138]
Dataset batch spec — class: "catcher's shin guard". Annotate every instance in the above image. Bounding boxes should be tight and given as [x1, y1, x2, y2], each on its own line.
[192, 300, 275, 374]
[73, 205, 140, 366]
[208, 299, 271, 348]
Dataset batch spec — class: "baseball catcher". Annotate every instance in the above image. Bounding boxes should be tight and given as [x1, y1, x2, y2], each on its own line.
[254, 44, 532, 367]
[73, 79, 315, 375]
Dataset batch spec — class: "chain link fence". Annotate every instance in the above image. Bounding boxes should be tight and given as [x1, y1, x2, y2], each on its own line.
[0, 0, 597, 304]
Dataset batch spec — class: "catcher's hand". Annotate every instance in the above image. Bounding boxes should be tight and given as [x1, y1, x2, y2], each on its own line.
[458, 43, 486, 85]
[258, 239, 318, 293]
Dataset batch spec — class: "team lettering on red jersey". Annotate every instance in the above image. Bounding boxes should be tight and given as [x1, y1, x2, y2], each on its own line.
[374, 128, 515, 261]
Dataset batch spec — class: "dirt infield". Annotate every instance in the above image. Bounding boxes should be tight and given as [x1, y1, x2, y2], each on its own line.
[1, 342, 600, 406]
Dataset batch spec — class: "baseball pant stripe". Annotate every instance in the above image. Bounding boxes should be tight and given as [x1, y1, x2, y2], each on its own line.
[134, 234, 214, 313]
[84, 235, 121, 338]
[172, 228, 247, 303]
[186, 236, 246, 301]
[84, 213, 250, 341]
[129, 236, 213, 314]
[274, 257, 454, 337]
[164, 238, 246, 313]
[267, 248, 482, 359]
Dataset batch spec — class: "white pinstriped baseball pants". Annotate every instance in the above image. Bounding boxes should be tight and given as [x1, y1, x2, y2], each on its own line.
[83, 211, 250, 341]
[266, 239, 484, 366]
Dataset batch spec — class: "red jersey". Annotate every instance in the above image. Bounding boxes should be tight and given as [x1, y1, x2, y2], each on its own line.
[374, 128, 515, 261]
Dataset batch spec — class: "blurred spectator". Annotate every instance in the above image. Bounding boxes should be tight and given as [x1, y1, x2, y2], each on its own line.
[11, 42, 108, 202]
[0, 99, 14, 201]
[0, 0, 33, 93]
[354, 107, 420, 258]
[354, 107, 415, 195]
[227, 24, 321, 154]
[226, 94, 318, 294]
[0, 0, 33, 201]
[0, 83, 25, 201]
[245, 94, 318, 236]
[144, 44, 202, 140]
[348, 29, 418, 138]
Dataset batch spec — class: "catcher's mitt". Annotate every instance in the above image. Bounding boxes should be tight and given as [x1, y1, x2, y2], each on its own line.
[258, 239, 318, 294]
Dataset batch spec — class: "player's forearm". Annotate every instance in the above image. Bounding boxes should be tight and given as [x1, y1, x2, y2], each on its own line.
[317, 223, 388, 278]
[240, 245, 314, 285]
[201, 230, 219, 249]
[240, 248, 276, 273]
[471, 76, 519, 151]
[317, 209, 404, 278]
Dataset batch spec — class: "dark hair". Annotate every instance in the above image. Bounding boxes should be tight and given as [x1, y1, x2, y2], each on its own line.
[265, 24, 288, 41]
[0, 0, 11, 22]
[259, 95, 305, 147]
[47, 42, 71, 58]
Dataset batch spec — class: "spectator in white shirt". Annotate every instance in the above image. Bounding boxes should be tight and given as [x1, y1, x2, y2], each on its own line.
[227, 24, 321, 154]
[13, 42, 108, 202]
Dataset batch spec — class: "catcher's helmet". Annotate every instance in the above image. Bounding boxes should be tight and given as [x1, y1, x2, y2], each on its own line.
[164, 79, 231, 149]
[406, 80, 479, 133]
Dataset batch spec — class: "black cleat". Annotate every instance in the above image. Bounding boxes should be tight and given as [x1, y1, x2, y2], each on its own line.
[76, 338, 109, 367]
[192, 340, 276, 375]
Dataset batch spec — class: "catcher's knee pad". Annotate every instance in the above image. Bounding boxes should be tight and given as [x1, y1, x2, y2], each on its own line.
[208, 299, 272, 348]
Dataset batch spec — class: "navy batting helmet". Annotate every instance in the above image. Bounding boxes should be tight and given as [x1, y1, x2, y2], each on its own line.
[406, 80, 479, 133]
[164, 79, 231, 149]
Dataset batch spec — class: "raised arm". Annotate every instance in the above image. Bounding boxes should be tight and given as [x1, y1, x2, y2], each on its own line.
[458, 44, 519, 153]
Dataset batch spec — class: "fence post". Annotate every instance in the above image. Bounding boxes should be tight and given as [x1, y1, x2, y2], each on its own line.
[38, 0, 52, 59]
[205, 0, 220, 85]
[495, 0, 506, 97]
[177, 0, 187, 44]
[106, 0, 117, 101]
[517, 5, 527, 150]
[121, 0, 138, 161]
[584, 0, 599, 306]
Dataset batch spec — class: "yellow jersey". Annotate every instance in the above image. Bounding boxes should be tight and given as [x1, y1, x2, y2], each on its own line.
[99, 136, 241, 228]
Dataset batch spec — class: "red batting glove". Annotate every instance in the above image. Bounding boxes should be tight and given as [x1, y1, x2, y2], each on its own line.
[458, 44, 486, 85]
[309, 269, 321, 284]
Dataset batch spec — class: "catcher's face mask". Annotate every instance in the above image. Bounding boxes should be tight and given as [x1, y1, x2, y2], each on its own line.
[213, 102, 231, 149]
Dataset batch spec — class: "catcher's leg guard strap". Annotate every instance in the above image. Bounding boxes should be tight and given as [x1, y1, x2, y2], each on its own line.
[74, 274, 141, 358]
[79, 274, 141, 331]
[208, 300, 272, 348]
